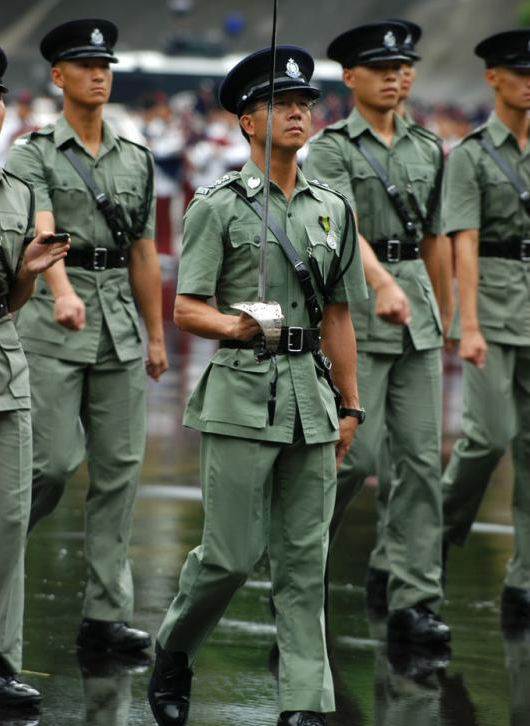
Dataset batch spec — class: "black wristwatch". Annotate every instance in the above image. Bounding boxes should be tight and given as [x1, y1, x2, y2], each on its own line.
[339, 407, 366, 424]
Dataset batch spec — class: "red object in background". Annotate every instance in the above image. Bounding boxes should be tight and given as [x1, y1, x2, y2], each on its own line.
[155, 197, 172, 255]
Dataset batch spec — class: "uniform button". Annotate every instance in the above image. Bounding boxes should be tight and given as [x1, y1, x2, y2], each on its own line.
[288, 213, 293, 218]
[254, 235, 260, 244]
[40, 288, 47, 294]
[291, 301, 298, 308]
[234, 360, 240, 367]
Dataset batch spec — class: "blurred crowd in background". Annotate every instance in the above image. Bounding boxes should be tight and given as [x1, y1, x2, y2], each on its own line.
[0, 83, 492, 257]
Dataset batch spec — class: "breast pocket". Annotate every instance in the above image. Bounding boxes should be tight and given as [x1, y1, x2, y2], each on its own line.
[113, 175, 145, 230]
[481, 172, 519, 223]
[200, 349, 271, 428]
[351, 162, 384, 229]
[51, 178, 91, 230]
[405, 162, 436, 217]
[227, 222, 284, 292]
[305, 223, 340, 282]
[0, 212, 28, 271]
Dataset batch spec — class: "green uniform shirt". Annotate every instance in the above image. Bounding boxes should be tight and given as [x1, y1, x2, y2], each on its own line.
[0, 169, 34, 411]
[5, 115, 156, 363]
[178, 160, 367, 445]
[304, 107, 444, 355]
[445, 113, 530, 345]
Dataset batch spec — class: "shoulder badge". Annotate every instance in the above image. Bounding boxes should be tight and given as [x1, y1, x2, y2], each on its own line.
[194, 172, 240, 198]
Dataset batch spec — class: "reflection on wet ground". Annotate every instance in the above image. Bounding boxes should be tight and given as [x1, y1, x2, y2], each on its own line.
[9, 325, 520, 726]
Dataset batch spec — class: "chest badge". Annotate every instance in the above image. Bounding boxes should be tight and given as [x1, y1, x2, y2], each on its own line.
[319, 215, 336, 249]
[248, 176, 261, 190]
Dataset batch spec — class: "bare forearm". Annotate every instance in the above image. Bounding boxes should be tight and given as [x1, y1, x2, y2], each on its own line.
[129, 239, 164, 342]
[174, 294, 259, 340]
[320, 303, 359, 408]
[455, 230, 480, 333]
[9, 262, 38, 311]
[420, 234, 441, 301]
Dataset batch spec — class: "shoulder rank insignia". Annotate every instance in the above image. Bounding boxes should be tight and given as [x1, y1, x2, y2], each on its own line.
[196, 186, 210, 195]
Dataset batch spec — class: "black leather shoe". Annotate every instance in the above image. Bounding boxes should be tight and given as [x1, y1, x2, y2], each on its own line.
[77, 618, 151, 652]
[501, 585, 530, 624]
[0, 674, 42, 708]
[387, 605, 451, 645]
[365, 567, 389, 615]
[277, 712, 327, 726]
[148, 643, 193, 726]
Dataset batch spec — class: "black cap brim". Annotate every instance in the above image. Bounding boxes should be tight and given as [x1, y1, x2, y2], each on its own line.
[0, 84, 8, 93]
[54, 48, 119, 64]
[238, 82, 320, 115]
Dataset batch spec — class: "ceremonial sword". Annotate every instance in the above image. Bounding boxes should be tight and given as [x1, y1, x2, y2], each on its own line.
[231, 0, 284, 360]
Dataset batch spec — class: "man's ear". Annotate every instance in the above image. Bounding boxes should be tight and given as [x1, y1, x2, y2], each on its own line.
[50, 64, 64, 90]
[484, 67, 498, 91]
[342, 67, 356, 91]
[239, 112, 255, 139]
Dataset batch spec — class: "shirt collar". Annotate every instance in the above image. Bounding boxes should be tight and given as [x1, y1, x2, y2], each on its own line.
[53, 114, 119, 156]
[487, 112, 529, 150]
[345, 107, 411, 145]
[240, 158, 322, 201]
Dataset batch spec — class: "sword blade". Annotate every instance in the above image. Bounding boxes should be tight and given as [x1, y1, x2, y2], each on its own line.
[257, 0, 278, 302]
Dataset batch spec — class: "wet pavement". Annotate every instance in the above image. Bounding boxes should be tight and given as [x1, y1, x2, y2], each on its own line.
[8, 323, 522, 726]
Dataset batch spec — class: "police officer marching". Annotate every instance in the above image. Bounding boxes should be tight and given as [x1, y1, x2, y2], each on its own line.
[5, 19, 168, 655]
[0, 47, 71, 708]
[148, 45, 366, 726]
[442, 29, 530, 625]
[305, 21, 450, 644]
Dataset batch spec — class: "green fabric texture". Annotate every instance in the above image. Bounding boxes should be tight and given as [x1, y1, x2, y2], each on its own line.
[304, 108, 443, 355]
[178, 159, 367, 444]
[5, 115, 155, 363]
[158, 431, 337, 713]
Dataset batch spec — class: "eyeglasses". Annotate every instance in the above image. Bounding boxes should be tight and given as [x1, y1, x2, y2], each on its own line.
[251, 97, 317, 113]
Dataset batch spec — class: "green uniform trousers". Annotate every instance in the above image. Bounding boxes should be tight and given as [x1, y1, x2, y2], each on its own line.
[443, 343, 530, 589]
[158, 430, 337, 713]
[333, 342, 444, 612]
[0, 410, 32, 674]
[25, 326, 146, 622]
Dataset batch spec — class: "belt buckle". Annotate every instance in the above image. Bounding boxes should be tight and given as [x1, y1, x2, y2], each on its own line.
[387, 239, 401, 263]
[287, 326, 304, 353]
[521, 240, 530, 262]
[93, 247, 108, 271]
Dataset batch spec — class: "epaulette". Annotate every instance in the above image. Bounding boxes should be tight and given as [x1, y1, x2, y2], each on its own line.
[194, 171, 240, 197]
[307, 178, 354, 210]
[457, 122, 489, 146]
[408, 123, 443, 147]
[13, 125, 54, 147]
[117, 135, 151, 153]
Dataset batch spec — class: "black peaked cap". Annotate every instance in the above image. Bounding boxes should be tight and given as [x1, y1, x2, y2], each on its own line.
[40, 18, 119, 65]
[219, 45, 321, 115]
[475, 29, 530, 69]
[327, 21, 411, 67]
[386, 18, 422, 60]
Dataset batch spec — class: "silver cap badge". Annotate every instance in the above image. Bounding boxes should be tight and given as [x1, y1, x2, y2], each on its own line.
[286, 58, 301, 79]
[91, 28, 105, 46]
[248, 176, 261, 189]
[383, 31, 396, 49]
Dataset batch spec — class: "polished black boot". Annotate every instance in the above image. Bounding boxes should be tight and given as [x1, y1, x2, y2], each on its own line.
[365, 567, 389, 615]
[148, 643, 193, 726]
[387, 605, 451, 645]
[277, 712, 327, 726]
[76, 618, 151, 652]
[0, 660, 41, 708]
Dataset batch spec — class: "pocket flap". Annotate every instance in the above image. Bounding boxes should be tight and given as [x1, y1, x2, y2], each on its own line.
[211, 347, 271, 373]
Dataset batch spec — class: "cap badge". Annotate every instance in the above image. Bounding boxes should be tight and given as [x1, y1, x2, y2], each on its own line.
[91, 28, 105, 46]
[248, 176, 261, 189]
[286, 58, 301, 79]
[404, 33, 412, 46]
[383, 31, 396, 49]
